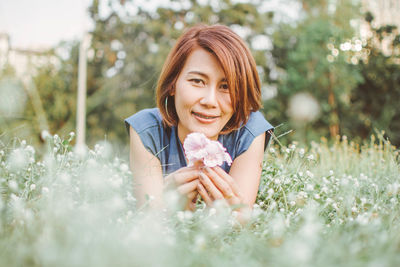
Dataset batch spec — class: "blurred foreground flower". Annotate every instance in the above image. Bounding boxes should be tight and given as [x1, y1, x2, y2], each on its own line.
[287, 92, 320, 123]
[0, 78, 27, 116]
[183, 132, 232, 167]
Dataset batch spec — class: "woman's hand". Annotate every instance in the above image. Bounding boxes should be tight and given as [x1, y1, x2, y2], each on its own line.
[197, 166, 243, 208]
[164, 166, 200, 211]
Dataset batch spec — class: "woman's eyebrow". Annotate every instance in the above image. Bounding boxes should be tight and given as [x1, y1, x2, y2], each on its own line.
[186, 71, 208, 78]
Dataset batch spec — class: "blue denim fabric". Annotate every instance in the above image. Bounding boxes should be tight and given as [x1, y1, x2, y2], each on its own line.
[125, 108, 273, 175]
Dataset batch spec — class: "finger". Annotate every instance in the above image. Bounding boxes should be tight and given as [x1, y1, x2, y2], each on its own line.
[204, 167, 235, 199]
[187, 191, 197, 201]
[199, 172, 224, 200]
[177, 179, 199, 195]
[174, 170, 200, 185]
[197, 183, 213, 205]
[164, 169, 199, 188]
[211, 166, 242, 197]
[185, 191, 198, 211]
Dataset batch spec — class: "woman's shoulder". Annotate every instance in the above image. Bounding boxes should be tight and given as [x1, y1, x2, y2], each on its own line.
[125, 108, 163, 134]
[221, 110, 273, 163]
[242, 110, 274, 137]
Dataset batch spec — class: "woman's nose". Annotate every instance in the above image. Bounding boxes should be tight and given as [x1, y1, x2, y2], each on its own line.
[199, 86, 217, 107]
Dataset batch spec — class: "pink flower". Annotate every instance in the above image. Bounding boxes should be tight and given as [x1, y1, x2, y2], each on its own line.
[183, 132, 232, 167]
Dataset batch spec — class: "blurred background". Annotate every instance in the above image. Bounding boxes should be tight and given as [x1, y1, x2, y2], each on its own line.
[0, 0, 399, 152]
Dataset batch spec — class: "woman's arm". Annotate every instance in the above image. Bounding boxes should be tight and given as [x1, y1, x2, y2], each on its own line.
[228, 132, 265, 207]
[129, 126, 164, 208]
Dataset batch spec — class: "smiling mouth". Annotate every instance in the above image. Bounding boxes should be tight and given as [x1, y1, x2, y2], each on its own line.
[192, 111, 219, 120]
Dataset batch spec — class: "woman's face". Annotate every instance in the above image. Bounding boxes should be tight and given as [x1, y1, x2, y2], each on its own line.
[173, 47, 234, 143]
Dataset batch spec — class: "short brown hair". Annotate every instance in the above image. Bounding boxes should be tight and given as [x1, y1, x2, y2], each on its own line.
[156, 24, 262, 134]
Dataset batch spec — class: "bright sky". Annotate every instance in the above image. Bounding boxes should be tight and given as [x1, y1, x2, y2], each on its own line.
[0, 0, 296, 49]
[0, 0, 92, 49]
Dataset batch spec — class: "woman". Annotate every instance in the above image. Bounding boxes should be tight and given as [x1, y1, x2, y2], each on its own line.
[125, 24, 273, 212]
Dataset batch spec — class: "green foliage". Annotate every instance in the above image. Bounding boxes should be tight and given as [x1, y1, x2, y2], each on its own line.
[266, 0, 364, 143]
[1, 135, 399, 266]
[345, 16, 400, 145]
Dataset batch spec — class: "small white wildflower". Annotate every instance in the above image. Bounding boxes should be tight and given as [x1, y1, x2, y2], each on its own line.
[360, 173, 367, 180]
[30, 184, 36, 191]
[69, 132, 75, 137]
[184, 211, 193, 220]
[289, 144, 296, 150]
[21, 140, 26, 147]
[329, 170, 334, 176]
[306, 184, 314, 191]
[290, 200, 296, 206]
[177, 211, 185, 221]
[351, 206, 358, 213]
[41, 130, 51, 140]
[0, 150, 4, 156]
[25, 145, 35, 154]
[356, 213, 369, 225]
[322, 177, 330, 184]
[53, 147, 58, 154]
[42, 187, 49, 194]
[209, 208, 217, 216]
[285, 148, 290, 154]
[194, 235, 206, 249]
[299, 148, 305, 157]
[274, 178, 281, 185]
[267, 188, 274, 196]
[314, 194, 320, 199]
[269, 147, 275, 154]
[120, 163, 129, 172]
[307, 154, 315, 161]
[8, 180, 18, 191]
[298, 172, 303, 177]
[305, 170, 314, 178]
[269, 201, 277, 210]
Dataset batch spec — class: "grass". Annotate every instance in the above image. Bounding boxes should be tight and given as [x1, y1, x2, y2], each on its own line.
[0, 133, 399, 266]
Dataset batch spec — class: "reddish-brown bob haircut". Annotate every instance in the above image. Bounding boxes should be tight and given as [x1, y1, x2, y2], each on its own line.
[156, 24, 262, 134]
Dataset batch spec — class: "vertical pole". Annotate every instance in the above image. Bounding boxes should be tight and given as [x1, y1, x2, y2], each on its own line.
[76, 33, 90, 147]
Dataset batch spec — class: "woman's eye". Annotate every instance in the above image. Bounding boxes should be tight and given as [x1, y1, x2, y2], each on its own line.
[189, 79, 204, 85]
[220, 84, 229, 91]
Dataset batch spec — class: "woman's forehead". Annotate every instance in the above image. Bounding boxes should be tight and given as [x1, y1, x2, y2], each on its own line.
[181, 48, 226, 80]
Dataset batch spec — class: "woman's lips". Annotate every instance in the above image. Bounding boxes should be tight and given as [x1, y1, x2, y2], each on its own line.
[192, 111, 219, 123]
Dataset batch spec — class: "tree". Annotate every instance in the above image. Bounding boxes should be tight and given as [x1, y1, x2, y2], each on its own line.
[345, 12, 400, 145]
[265, 0, 363, 142]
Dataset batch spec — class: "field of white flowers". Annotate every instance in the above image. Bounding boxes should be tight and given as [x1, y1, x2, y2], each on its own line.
[0, 133, 399, 267]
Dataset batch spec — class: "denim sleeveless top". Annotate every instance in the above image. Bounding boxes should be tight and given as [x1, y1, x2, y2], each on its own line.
[125, 108, 273, 175]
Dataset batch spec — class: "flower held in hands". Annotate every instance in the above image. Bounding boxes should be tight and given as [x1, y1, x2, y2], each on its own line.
[183, 132, 232, 167]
